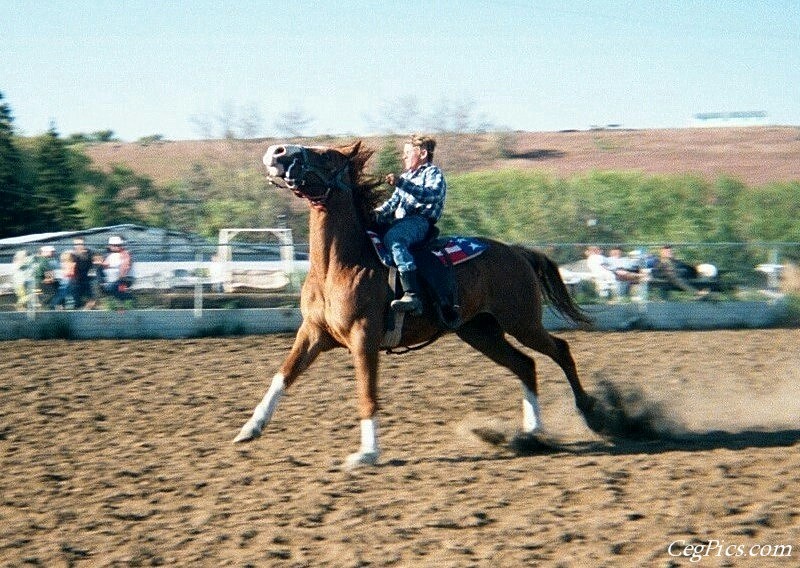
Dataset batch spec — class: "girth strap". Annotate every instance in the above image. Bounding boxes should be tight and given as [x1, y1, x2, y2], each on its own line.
[381, 267, 405, 349]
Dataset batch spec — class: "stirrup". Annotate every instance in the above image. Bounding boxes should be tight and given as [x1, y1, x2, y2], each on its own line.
[391, 293, 422, 315]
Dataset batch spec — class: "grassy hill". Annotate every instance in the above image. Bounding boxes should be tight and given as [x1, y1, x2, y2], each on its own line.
[83, 126, 800, 186]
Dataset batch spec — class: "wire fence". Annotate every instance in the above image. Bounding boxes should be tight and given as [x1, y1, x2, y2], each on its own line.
[1, 241, 797, 315]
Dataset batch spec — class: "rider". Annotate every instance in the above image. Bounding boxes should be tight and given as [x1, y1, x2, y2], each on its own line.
[374, 134, 447, 314]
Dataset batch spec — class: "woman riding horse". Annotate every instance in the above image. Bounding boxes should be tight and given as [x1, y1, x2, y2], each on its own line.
[234, 141, 604, 468]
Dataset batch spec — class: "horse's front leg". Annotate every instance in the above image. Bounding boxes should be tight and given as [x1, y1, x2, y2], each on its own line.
[233, 322, 333, 443]
[344, 333, 381, 469]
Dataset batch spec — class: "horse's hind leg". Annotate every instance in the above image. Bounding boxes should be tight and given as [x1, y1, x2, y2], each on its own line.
[507, 321, 597, 419]
[457, 314, 543, 433]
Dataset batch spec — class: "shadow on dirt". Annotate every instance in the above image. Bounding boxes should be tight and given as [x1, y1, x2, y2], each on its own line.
[450, 374, 800, 461]
[374, 425, 800, 467]
[502, 428, 800, 459]
[379, 373, 800, 466]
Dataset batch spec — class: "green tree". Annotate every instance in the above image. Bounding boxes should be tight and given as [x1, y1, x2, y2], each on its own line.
[75, 164, 154, 227]
[0, 92, 33, 237]
[740, 181, 800, 242]
[31, 125, 81, 231]
[372, 138, 403, 179]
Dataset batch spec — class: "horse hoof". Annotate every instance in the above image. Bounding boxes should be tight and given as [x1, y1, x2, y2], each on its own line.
[343, 450, 380, 470]
[232, 422, 261, 443]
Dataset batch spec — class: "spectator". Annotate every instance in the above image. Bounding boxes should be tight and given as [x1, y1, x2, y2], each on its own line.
[70, 237, 96, 308]
[651, 244, 703, 299]
[90, 252, 106, 306]
[604, 246, 644, 295]
[102, 236, 135, 300]
[12, 250, 33, 311]
[32, 245, 58, 307]
[50, 251, 77, 309]
[585, 245, 618, 299]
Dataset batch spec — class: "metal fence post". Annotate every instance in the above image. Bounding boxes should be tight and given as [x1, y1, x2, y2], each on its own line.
[26, 280, 36, 320]
[193, 249, 203, 318]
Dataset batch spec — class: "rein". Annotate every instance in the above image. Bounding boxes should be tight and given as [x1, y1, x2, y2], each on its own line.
[284, 147, 351, 209]
[385, 331, 444, 355]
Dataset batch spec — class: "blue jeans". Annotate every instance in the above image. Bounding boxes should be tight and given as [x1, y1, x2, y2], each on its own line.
[382, 216, 430, 273]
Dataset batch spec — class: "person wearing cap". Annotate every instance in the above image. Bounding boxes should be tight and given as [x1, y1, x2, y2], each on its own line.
[102, 236, 135, 300]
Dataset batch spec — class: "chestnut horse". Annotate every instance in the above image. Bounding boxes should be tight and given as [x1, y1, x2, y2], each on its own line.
[234, 141, 602, 467]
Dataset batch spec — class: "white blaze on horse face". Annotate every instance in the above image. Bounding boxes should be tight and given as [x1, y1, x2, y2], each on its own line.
[263, 145, 304, 178]
[522, 386, 543, 433]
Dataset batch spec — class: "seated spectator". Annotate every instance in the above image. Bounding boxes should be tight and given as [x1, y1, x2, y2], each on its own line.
[651, 244, 703, 299]
[585, 245, 618, 299]
[604, 246, 644, 295]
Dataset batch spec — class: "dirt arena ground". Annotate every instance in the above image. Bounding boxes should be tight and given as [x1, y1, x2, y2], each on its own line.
[1, 329, 799, 567]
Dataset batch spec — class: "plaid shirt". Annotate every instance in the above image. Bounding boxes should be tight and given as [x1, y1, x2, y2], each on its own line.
[375, 163, 447, 223]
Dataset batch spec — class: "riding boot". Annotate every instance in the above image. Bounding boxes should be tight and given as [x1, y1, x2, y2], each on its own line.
[391, 270, 423, 315]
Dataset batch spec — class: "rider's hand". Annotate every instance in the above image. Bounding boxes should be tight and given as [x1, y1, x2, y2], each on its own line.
[384, 173, 396, 186]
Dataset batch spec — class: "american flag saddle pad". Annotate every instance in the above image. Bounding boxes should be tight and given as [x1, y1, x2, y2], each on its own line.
[367, 230, 489, 269]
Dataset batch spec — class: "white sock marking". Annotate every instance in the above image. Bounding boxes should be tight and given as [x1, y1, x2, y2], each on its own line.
[252, 373, 285, 429]
[522, 386, 543, 433]
[359, 417, 379, 454]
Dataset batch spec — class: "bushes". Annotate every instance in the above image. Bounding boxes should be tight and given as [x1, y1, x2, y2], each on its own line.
[440, 168, 799, 246]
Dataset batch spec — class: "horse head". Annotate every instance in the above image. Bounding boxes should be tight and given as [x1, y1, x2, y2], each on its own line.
[263, 142, 362, 208]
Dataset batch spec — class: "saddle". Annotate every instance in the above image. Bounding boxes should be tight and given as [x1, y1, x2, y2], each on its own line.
[366, 228, 488, 332]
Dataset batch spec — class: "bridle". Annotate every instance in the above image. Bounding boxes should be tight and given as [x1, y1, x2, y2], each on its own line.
[277, 147, 352, 209]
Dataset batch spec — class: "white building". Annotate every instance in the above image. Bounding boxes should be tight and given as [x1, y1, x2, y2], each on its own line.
[691, 111, 768, 128]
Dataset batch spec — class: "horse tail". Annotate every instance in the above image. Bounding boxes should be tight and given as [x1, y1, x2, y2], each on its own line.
[512, 245, 593, 327]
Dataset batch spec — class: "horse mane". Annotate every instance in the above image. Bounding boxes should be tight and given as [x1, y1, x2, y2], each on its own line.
[336, 142, 389, 224]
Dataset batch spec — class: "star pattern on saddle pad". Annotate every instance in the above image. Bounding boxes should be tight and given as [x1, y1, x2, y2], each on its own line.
[366, 230, 488, 268]
[430, 236, 489, 265]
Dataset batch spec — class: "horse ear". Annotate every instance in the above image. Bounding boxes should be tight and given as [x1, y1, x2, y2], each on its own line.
[342, 140, 361, 159]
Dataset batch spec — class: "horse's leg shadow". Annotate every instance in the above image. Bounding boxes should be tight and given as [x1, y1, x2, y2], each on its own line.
[465, 421, 562, 455]
[509, 430, 564, 455]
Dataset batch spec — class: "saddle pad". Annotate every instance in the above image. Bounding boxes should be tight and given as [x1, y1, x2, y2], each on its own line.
[367, 230, 488, 268]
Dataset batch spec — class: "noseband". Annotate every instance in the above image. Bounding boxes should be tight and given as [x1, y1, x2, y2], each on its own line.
[280, 147, 351, 209]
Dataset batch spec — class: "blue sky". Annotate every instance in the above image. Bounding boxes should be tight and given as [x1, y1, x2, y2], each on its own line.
[3, 0, 799, 141]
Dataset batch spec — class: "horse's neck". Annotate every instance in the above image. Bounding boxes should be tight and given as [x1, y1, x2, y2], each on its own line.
[308, 204, 366, 271]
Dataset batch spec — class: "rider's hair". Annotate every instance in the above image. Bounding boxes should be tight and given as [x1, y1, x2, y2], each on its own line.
[410, 134, 436, 162]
